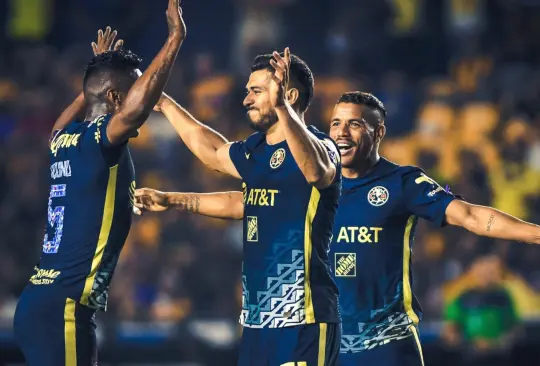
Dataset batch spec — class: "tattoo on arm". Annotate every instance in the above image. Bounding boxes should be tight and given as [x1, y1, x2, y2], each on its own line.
[179, 195, 200, 214]
[486, 213, 495, 232]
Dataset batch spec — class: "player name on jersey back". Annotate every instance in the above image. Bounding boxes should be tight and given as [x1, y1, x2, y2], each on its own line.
[230, 126, 342, 328]
[32, 114, 135, 311]
[331, 158, 458, 352]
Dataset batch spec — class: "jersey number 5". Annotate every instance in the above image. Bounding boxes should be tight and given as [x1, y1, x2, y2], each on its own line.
[43, 184, 66, 254]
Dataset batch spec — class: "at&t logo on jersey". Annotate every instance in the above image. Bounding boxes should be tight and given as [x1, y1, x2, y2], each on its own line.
[244, 187, 279, 207]
[337, 226, 383, 243]
[367, 186, 389, 206]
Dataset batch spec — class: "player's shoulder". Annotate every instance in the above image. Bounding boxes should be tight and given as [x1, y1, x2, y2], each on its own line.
[307, 125, 332, 141]
[241, 131, 266, 151]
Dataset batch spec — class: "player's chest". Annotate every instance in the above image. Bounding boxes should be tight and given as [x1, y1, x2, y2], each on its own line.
[333, 183, 407, 244]
[242, 146, 311, 209]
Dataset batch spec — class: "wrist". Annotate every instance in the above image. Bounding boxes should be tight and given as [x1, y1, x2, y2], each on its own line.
[167, 32, 185, 44]
[164, 192, 176, 208]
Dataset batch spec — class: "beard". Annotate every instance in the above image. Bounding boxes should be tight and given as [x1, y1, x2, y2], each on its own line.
[247, 109, 279, 133]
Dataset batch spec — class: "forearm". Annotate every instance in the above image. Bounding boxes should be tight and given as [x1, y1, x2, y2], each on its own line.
[119, 35, 183, 127]
[461, 204, 540, 244]
[51, 92, 86, 137]
[160, 96, 228, 170]
[276, 104, 332, 184]
[166, 191, 243, 220]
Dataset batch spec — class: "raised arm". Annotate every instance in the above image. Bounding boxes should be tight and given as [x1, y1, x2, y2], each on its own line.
[445, 200, 540, 244]
[134, 188, 243, 220]
[106, 0, 186, 145]
[154, 94, 241, 178]
[50, 27, 123, 142]
[270, 48, 336, 188]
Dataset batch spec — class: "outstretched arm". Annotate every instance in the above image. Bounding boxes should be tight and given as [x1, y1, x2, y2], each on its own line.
[50, 27, 123, 142]
[106, 0, 186, 145]
[270, 48, 336, 188]
[134, 188, 243, 220]
[155, 94, 241, 178]
[445, 200, 540, 244]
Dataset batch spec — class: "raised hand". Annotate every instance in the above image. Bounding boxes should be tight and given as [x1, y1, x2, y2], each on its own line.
[91, 26, 124, 56]
[134, 188, 170, 213]
[166, 0, 187, 40]
[269, 47, 291, 108]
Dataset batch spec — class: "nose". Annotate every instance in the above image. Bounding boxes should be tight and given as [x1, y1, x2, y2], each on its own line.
[336, 123, 351, 138]
[243, 94, 253, 109]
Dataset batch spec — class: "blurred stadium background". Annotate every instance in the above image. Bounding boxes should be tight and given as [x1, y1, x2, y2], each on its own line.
[1, 0, 540, 365]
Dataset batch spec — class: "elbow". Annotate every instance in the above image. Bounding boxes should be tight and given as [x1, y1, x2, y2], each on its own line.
[462, 211, 481, 234]
[304, 162, 333, 187]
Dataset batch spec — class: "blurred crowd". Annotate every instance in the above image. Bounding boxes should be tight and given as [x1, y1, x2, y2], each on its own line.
[1, 0, 540, 358]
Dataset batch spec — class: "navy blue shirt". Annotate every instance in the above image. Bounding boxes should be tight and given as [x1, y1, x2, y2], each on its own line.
[330, 158, 458, 352]
[31, 114, 135, 311]
[229, 126, 342, 328]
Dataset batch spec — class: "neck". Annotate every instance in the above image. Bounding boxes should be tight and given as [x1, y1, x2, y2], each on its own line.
[342, 151, 381, 179]
[265, 110, 305, 145]
[85, 103, 113, 122]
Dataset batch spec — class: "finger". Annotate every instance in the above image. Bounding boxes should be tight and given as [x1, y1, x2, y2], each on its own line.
[104, 26, 111, 39]
[97, 29, 103, 40]
[284, 47, 291, 65]
[114, 39, 124, 51]
[273, 51, 284, 63]
[272, 51, 287, 69]
[133, 206, 143, 216]
[109, 30, 117, 42]
[269, 59, 284, 74]
[91, 42, 98, 55]
[134, 188, 152, 197]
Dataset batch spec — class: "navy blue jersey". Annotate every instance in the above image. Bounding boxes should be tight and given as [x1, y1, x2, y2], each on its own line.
[331, 158, 458, 352]
[30, 114, 135, 311]
[229, 126, 342, 328]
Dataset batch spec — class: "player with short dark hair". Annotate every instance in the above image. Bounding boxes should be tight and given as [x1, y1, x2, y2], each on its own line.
[136, 90, 540, 366]
[136, 49, 342, 365]
[13, 2, 186, 365]
[322, 91, 539, 366]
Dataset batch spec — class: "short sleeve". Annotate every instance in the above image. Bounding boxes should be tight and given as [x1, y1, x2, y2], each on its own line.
[228, 140, 250, 179]
[309, 126, 342, 184]
[402, 168, 457, 227]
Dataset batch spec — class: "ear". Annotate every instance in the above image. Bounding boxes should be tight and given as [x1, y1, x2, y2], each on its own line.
[376, 124, 386, 144]
[286, 88, 299, 106]
[106, 89, 123, 109]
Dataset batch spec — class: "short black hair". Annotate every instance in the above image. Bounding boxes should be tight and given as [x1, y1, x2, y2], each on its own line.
[251, 52, 314, 113]
[83, 49, 142, 92]
[337, 91, 387, 121]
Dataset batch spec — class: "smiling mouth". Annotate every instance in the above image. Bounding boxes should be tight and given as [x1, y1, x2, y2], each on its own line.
[337, 142, 355, 155]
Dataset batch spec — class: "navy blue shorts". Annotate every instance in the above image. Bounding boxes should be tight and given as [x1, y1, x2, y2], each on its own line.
[13, 286, 97, 366]
[238, 323, 341, 366]
[338, 330, 424, 366]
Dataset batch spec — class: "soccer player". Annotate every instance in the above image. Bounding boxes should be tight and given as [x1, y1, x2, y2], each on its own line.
[136, 49, 342, 365]
[13, 2, 186, 365]
[136, 91, 540, 366]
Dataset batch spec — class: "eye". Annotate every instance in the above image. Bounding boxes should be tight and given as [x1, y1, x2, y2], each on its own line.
[350, 121, 362, 128]
[331, 121, 339, 127]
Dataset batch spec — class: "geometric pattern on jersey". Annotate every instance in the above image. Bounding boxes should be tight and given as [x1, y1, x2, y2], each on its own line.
[340, 312, 414, 353]
[241, 234, 308, 328]
[332, 158, 458, 353]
